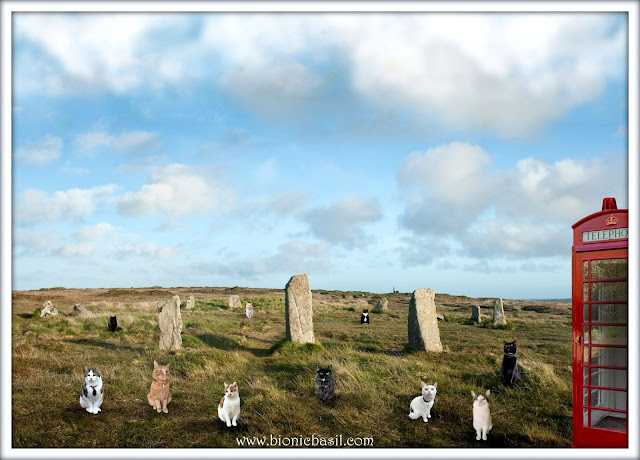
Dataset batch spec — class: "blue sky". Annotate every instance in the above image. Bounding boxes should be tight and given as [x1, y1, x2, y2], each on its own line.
[9, 11, 629, 298]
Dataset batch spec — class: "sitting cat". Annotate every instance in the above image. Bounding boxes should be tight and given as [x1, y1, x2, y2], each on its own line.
[147, 360, 171, 413]
[80, 366, 104, 414]
[408, 381, 437, 422]
[315, 365, 335, 403]
[107, 315, 118, 332]
[360, 309, 369, 324]
[472, 390, 492, 441]
[245, 303, 254, 319]
[218, 381, 241, 427]
[500, 340, 519, 386]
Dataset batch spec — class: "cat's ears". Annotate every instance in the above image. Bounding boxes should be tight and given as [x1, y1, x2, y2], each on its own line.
[328, 365, 332, 371]
[513, 339, 516, 344]
[95, 366, 101, 374]
[485, 390, 490, 398]
[84, 366, 89, 373]
[421, 381, 427, 389]
[471, 391, 477, 399]
[154, 360, 158, 369]
[316, 365, 320, 371]
[433, 382, 437, 389]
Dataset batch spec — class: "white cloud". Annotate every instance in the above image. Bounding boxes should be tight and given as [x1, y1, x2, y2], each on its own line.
[14, 13, 625, 137]
[303, 195, 382, 247]
[111, 242, 181, 260]
[14, 135, 62, 166]
[72, 222, 116, 242]
[115, 163, 234, 216]
[396, 143, 627, 258]
[74, 129, 160, 153]
[15, 185, 118, 225]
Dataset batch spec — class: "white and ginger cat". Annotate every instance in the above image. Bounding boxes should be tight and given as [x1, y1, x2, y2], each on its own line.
[80, 366, 104, 414]
[147, 360, 171, 414]
[472, 390, 493, 441]
[408, 381, 437, 422]
[218, 381, 241, 427]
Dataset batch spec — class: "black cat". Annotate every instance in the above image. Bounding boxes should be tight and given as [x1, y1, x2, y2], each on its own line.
[360, 309, 370, 324]
[315, 365, 335, 403]
[500, 340, 519, 386]
[107, 315, 118, 332]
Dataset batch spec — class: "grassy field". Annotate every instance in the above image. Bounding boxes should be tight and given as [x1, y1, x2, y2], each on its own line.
[11, 286, 573, 448]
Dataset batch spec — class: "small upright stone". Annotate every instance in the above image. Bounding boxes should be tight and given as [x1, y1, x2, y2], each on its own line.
[373, 298, 388, 313]
[158, 295, 183, 351]
[72, 304, 93, 317]
[285, 274, 315, 343]
[407, 289, 443, 352]
[186, 295, 195, 310]
[229, 295, 242, 309]
[471, 305, 481, 322]
[493, 298, 506, 325]
[40, 300, 58, 317]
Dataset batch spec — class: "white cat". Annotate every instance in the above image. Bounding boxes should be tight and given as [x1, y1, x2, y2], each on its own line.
[408, 381, 437, 422]
[245, 303, 254, 319]
[218, 381, 240, 427]
[80, 366, 103, 414]
[472, 390, 493, 441]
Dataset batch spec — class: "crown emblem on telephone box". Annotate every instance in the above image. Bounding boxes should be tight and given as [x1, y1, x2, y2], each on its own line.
[605, 214, 618, 226]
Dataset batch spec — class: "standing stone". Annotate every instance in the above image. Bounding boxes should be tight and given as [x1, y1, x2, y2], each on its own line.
[284, 274, 315, 343]
[229, 295, 242, 309]
[493, 298, 506, 325]
[72, 304, 93, 317]
[186, 295, 195, 310]
[158, 295, 183, 351]
[40, 300, 58, 317]
[373, 298, 388, 313]
[471, 305, 481, 323]
[407, 289, 443, 352]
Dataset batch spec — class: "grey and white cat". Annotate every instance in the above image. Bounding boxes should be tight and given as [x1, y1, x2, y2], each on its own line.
[80, 366, 103, 414]
[472, 390, 492, 441]
[315, 365, 335, 403]
[408, 381, 437, 422]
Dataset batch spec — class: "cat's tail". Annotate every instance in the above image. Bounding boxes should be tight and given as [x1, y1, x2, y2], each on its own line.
[408, 407, 421, 419]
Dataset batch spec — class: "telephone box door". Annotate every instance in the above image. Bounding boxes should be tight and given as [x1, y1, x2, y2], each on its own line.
[572, 249, 628, 447]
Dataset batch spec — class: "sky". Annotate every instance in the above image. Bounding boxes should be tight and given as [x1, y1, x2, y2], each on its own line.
[8, 10, 630, 298]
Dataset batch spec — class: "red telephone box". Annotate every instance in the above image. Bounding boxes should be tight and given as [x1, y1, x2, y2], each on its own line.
[572, 198, 628, 447]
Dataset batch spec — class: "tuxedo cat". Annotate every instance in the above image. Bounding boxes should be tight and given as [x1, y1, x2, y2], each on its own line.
[315, 365, 335, 403]
[500, 340, 519, 386]
[360, 309, 370, 324]
[107, 316, 117, 332]
[80, 366, 104, 414]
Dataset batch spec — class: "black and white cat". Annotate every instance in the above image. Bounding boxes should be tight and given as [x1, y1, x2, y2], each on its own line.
[107, 316, 117, 332]
[80, 366, 104, 414]
[315, 365, 335, 403]
[360, 309, 369, 324]
[500, 340, 519, 386]
[408, 381, 437, 422]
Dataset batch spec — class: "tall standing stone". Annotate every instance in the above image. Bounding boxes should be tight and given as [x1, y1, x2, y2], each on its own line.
[40, 300, 58, 317]
[158, 295, 183, 351]
[471, 305, 481, 322]
[373, 298, 388, 313]
[229, 295, 242, 309]
[186, 295, 195, 310]
[284, 274, 315, 343]
[493, 298, 506, 325]
[407, 289, 443, 352]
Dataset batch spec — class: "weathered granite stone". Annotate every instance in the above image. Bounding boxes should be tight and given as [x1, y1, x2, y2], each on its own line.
[471, 305, 481, 322]
[373, 298, 388, 313]
[40, 300, 58, 317]
[229, 295, 242, 309]
[284, 274, 315, 343]
[186, 295, 195, 310]
[158, 295, 183, 351]
[493, 298, 506, 325]
[72, 304, 93, 317]
[407, 289, 443, 352]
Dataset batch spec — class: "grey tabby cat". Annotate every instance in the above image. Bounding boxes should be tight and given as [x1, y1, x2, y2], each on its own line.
[315, 365, 335, 403]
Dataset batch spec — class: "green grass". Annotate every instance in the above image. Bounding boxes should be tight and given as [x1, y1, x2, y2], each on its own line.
[11, 288, 573, 448]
